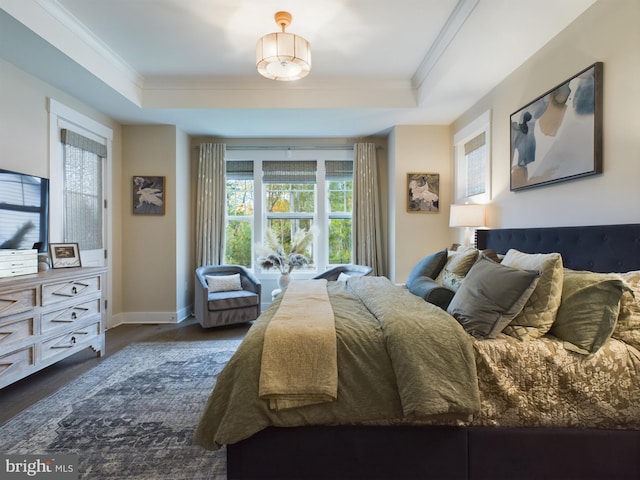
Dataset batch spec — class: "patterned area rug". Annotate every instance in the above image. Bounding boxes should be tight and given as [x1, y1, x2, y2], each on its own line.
[0, 340, 240, 480]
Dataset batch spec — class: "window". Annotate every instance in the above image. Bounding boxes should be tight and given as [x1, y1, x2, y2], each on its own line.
[224, 161, 254, 267]
[60, 129, 105, 251]
[263, 161, 317, 270]
[454, 110, 491, 204]
[224, 149, 353, 275]
[326, 160, 353, 264]
[49, 98, 112, 268]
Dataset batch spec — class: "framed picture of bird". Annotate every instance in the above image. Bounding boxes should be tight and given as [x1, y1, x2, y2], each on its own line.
[132, 175, 165, 215]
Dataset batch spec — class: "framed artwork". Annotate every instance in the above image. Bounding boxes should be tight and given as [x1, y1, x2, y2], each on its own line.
[132, 176, 165, 215]
[407, 173, 439, 213]
[510, 62, 603, 191]
[49, 243, 82, 269]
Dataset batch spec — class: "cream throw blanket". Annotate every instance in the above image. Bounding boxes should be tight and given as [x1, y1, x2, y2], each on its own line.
[259, 279, 337, 411]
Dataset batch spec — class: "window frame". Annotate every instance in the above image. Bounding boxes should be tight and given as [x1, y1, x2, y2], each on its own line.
[453, 110, 492, 204]
[48, 98, 113, 327]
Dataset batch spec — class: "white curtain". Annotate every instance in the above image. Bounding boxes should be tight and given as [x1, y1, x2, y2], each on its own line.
[353, 143, 385, 276]
[196, 143, 226, 267]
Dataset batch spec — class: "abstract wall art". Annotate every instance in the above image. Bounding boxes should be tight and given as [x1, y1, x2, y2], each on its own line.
[510, 62, 603, 191]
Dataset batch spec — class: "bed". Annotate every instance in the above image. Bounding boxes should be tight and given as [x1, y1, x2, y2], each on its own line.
[194, 223, 640, 480]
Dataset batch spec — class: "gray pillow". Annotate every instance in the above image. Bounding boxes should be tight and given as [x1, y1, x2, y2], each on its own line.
[447, 256, 541, 339]
[406, 249, 448, 288]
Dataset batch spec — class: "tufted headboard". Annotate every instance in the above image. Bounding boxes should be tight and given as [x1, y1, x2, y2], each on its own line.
[476, 223, 640, 273]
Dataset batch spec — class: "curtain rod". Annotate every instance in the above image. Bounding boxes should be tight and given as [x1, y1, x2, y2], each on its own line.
[195, 144, 383, 151]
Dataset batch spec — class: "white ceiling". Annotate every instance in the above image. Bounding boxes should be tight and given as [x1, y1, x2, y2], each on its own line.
[0, 0, 597, 138]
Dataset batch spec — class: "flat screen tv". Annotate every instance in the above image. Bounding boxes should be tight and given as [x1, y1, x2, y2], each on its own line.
[0, 169, 50, 253]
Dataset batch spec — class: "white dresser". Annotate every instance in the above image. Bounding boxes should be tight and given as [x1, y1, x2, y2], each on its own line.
[0, 267, 107, 389]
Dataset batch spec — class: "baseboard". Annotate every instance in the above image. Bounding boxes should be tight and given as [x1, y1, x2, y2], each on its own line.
[106, 306, 193, 329]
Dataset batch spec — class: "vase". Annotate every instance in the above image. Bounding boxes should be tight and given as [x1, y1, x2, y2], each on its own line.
[278, 272, 292, 290]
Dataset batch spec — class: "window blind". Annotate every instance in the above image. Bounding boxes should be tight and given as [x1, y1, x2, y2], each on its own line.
[325, 160, 353, 181]
[226, 160, 254, 180]
[60, 129, 107, 158]
[262, 161, 317, 184]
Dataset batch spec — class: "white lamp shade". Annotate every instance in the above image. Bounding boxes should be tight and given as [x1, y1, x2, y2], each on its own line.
[449, 204, 486, 228]
[256, 32, 311, 81]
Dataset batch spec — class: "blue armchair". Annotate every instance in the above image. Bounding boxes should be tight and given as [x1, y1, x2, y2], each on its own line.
[195, 265, 261, 328]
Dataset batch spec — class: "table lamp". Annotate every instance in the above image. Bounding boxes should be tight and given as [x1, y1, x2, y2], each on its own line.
[449, 204, 486, 248]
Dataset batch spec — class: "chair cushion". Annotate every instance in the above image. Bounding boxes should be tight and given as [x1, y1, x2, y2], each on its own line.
[208, 290, 259, 311]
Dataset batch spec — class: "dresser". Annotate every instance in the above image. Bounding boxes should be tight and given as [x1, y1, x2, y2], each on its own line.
[0, 267, 107, 389]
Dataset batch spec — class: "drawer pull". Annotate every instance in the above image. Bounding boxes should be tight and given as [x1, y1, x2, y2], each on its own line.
[71, 336, 77, 344]
[71, 312, 77, 320]
[71, 286, 78, 295]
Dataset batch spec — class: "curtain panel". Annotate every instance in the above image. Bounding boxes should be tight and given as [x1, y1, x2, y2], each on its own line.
[353, 143, 385, 276]
[196, 143, 226, 267]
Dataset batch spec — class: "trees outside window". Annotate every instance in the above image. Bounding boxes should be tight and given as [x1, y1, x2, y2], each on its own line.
[223, 150, 353, 275]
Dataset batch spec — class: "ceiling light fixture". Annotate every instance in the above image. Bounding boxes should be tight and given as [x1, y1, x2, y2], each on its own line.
[256, 11, 311, 81]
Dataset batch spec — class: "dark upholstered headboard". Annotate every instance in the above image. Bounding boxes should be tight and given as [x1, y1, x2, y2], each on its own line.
[476, 223, 640, 273]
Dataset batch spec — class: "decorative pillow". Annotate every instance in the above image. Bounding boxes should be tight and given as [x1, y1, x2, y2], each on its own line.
[337, 272, 351, 282]
[446, 256, 540, 339]
[500, 249, 563, 341]
[407, 276, 455, 310]
[206, 273, 242, 293]
[480, 249, 501, 263]
[551, 269, 631, 354]
[439, 248, 479, 291]
[613, 270, 640, 350]
[406, 249, 448, 289]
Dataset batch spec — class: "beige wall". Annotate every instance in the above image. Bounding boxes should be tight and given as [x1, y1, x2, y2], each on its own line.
[175, 128, 193, 317]
[120, 125, 190, 323]
[0, 57, 125, 329]
[388, 125, 452, 282]
[452, 0, 640, 229]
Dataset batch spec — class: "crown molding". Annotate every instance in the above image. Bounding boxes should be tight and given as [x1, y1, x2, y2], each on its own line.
[2, 0, 144, 104]
[411, 0, 479, 90]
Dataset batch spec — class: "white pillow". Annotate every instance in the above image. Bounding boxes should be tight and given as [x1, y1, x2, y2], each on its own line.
[337, 272, 351, 282]
[206, 273, 242, 293]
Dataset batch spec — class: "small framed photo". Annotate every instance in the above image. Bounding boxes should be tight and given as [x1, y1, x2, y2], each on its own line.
[133, 175, 165, 215]
[49, 243, 82, 269]
[407, 173, 440, 213]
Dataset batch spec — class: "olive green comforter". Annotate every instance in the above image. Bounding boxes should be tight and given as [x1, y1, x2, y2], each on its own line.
[194, 276, 480, 450]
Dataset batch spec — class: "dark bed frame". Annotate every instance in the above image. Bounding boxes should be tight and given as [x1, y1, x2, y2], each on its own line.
[227, 224, 640, 480]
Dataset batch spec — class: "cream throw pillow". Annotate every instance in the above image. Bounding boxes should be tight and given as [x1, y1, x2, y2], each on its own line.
[500, 249, 564, 341]
[437, 248, 479, 291]
[206, 273, 242, 293]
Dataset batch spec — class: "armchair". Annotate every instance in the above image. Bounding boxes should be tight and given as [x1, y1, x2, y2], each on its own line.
[312, 264, 373, 281]
[195, 265, 261, 328]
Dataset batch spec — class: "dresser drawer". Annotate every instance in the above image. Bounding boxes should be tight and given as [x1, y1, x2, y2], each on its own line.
[40, 321, 101, 361]
[41, 298, 101, 334]
[0, 315, 36, 349]
[0, 345, 35, 383]
[0, 286, 38, 318]
[42, 275, 102, 306]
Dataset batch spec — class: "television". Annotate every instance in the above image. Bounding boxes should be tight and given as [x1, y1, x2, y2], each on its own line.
[0, 169, 50, 253]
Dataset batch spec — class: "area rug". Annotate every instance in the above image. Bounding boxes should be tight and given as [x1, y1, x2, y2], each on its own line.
[0, 340, 241, 480]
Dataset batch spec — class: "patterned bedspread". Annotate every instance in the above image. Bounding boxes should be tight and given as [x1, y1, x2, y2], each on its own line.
[472, 334, 640, 429]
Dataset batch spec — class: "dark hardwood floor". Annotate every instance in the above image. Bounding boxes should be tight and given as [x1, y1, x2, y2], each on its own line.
[0, 316, 250, 426]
